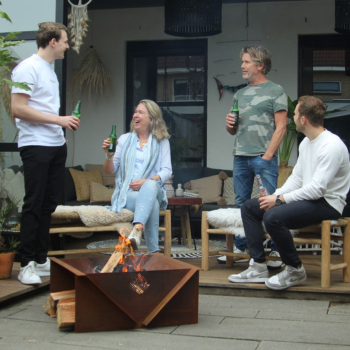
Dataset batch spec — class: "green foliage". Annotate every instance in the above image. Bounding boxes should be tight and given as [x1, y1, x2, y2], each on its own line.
[0, 196, 20, 252]
[0, 4, 26, 252]
[278, 97, 299, 167]
[7, 235, 20, 251]
[0, 29, 31, 91]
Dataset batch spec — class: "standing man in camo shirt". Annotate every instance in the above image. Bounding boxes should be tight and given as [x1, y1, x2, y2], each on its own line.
[221, 45, 288, 269]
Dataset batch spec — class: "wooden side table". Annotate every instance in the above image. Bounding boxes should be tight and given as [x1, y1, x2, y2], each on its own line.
[167, 197, 202, 249]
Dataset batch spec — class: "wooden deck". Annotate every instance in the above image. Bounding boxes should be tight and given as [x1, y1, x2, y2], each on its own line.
[1, 233, 350, 304]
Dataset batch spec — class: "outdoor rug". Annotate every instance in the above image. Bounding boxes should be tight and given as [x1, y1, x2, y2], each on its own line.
[87, 238, 226, 259]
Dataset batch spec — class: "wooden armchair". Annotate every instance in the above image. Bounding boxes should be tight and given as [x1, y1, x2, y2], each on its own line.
[201, 211, 350, 288]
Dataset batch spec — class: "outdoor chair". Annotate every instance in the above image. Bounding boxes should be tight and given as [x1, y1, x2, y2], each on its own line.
[201, 211, 350, 288]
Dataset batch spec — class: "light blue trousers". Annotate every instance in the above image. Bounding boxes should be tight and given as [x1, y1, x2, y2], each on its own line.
[124, 180, 163, 253]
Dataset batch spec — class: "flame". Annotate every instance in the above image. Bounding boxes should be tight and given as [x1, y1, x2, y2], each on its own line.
[114, 228, 148, 272]
[115, 228, 134, 256]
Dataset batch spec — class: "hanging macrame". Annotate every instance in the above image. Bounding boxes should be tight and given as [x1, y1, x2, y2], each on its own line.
[67, 0, 92, 54]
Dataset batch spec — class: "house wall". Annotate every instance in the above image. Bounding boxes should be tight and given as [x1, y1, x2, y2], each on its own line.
[66, 0, 336, 169]
[2, 0, 338, 170]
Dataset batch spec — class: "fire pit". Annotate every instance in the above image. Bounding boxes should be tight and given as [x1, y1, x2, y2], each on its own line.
[50, 254, 201, 333]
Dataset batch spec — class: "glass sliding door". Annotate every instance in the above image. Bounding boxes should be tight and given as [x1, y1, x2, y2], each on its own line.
[126, 40, 207, 169]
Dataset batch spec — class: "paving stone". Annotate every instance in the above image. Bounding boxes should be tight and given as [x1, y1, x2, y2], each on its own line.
[257, 341, 350, 350]
[0, 318, 70, 343]
[256, 310, 350, 323]
[6, 305, 56, 323]
[199, 294, 329, 316]
[173, 314, 350, 345]
[57, 330, 259, 350]
[328, 302, 350, 315]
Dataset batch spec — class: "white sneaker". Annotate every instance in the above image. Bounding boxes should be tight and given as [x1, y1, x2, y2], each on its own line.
[217, 247, 249, 264]
[35, 258, 50, 277]
[128, 225, 143, 250]
[265, 265, 307, 290]
[267, 251, 284, 270]
[18, 261, 42, 285]
[228, 258, 269, 283]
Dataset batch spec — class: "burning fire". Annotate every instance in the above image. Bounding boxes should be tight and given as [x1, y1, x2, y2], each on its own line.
[115, 228, 148, 272]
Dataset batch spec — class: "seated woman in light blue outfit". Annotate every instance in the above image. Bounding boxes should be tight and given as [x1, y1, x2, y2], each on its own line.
[102, 99, 172, 253]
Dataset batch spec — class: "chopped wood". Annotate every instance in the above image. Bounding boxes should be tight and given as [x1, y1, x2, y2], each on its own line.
[101, 251, 123, 273]
[50, 290, 75, 308]
[44, 296, 56, 318]
[57, 300, 75, 330]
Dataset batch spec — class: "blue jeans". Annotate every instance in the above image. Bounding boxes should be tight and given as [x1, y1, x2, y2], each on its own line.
[233, 155, 279, 252]
[241, 197, 340, 267]
[124, 180, 163, 253]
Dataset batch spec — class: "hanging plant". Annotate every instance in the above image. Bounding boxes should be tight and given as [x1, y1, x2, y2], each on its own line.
[70, 46, 111, 102]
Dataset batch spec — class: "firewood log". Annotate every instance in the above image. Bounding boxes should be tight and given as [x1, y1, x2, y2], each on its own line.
[48, 290, 75, 314]
[44, 296, 56, 318]
[57, 299, 75, 330]
[101, 251, 123, 273]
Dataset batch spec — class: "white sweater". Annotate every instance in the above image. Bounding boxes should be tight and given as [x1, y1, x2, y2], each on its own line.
[275, 130, 350, 214]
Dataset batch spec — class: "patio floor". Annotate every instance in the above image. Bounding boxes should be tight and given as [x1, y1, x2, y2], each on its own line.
[1, 231, 350, 304]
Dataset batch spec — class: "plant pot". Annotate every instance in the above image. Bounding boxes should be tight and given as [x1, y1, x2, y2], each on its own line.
[0, 251, 16, 279]
[278, 165, 293, 188]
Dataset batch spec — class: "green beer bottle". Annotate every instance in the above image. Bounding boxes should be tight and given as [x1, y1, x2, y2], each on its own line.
[72, 100, 81, 131]
[108, 125, 117, 153]
[230, 99, 239, 126]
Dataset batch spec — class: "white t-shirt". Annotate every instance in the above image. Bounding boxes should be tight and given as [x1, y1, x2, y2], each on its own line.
[275, 130, 350, 214]
[11, 54, 65, 147]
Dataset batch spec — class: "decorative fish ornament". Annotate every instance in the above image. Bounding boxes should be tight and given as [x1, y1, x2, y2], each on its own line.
[213, 77, 247, 100]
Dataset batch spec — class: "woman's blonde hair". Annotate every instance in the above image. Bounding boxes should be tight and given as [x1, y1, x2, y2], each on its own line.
[130, 99, 170, 142]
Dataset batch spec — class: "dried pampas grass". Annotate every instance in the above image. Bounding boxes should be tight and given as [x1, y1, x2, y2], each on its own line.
[0, 62, 17, 124]
[70, 46, 111, 102]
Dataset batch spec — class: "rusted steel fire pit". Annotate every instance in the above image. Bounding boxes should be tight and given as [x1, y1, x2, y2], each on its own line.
[50, 254, 201, 333]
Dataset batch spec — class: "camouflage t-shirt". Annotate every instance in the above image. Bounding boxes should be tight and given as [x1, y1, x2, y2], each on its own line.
[231, 80, 287, 156]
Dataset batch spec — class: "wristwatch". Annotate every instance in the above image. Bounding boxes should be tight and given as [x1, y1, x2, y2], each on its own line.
[276, 195, 282, 206]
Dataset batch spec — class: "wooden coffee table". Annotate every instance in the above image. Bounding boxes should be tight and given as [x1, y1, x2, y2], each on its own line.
[167, 197, 202, 249]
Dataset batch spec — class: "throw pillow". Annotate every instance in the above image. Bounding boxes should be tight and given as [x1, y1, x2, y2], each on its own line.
[90, 181, 114, 203]
[223, 177, 235, 205]
[69, 168, 103, 201]
[190, 175, 222, 204]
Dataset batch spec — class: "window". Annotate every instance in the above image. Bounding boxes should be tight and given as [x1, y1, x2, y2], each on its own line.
[313, 81, 341, 94]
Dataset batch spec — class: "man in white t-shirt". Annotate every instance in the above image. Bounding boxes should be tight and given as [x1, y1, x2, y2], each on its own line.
[11, 22, 80, 285]
[228, 95, 350, 290]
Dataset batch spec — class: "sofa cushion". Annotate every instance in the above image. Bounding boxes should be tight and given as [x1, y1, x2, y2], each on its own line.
[202, 167, 233, 178]
[65, 165, 84, 202]
[69, 168, 103, 201]
[85, 164, 115, 188]
[190, 175, 222, 204]
[90, 181, 114, 203]
[223, 177, 235, 205]
[172, 167, 204, 188]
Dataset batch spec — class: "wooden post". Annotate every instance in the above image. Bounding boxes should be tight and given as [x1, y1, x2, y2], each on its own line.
[321, 220, 331, 288]
[343, 217, 350, 283]
[201, 211, 209, 271]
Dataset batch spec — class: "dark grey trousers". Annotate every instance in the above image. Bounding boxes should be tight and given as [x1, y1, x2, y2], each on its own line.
[241, 197, 341, 268]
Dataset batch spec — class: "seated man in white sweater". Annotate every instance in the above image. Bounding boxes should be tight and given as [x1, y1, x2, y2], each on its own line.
[228, 95, 350, 290]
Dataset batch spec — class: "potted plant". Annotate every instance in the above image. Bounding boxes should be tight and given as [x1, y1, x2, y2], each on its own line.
[0, 3, 29, 279]
[0, 196, 20, 279]
[278, 97, 298, 187]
